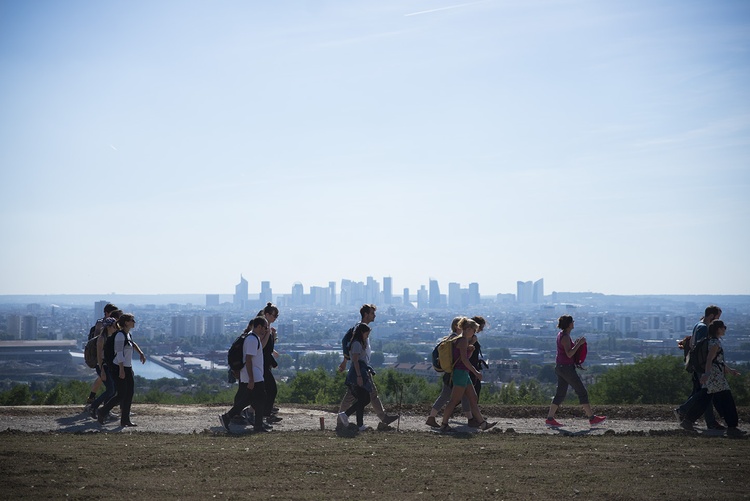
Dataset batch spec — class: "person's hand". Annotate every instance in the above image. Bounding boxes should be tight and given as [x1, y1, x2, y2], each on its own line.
[119, 369, 125, 379]
[356, 375, 363, 386]
[338, 360, 347, 373]
[100, 370, 107, 382]
[247, 381, 255, 390]
[139, 353, 146, 364]
[475, 372, 483, 381]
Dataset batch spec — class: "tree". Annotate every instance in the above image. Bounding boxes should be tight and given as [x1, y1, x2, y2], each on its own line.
[588, 355, 690, 404]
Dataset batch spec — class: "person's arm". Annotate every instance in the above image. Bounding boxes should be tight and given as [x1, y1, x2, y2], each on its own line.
[245, 352, 255, 390]
[562, 334, 584, 358]
[96, 335, 107, 380]
[132, 341, 147, 364]
[113, 333, 126, 379]
[351, 345, 363, 386]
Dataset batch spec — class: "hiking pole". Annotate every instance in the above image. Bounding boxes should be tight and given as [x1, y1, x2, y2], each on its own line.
[397, 384, 403, 432]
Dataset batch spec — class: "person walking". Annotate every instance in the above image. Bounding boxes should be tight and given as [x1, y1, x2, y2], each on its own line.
[680, 320, 746, 437]
[89, 316, 119, 420]
[97, 313, 146, 427]
[340, 323, 374, 431]
[545, 315, 606, 428]
[84, 303, 119, 409]
[439, 317, 496, 432]
[219, 316, 270, 434]
[259, 302, 282, 424]
[675, 305, 723, 429]
[337, 304, 398, 428]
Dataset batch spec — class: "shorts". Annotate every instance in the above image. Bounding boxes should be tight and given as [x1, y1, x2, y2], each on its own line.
[452, 369, 471, 387]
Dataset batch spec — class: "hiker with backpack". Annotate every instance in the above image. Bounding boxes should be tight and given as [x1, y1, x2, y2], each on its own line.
[336, 304, 399, 429]
[219, 316, 271, 434]
[679, 320, 746, 437]
[545, 315, 606, 428]
[339, 323, 374, 431]
[97, 313, 146, 427]
[258, 302, 282, 425]
[439, 317, 496, 432]
[426, 317, 479, 428]
[84, 303, 119, 409]
[88, 316, 120, 420]
[674, 305, 724, 430]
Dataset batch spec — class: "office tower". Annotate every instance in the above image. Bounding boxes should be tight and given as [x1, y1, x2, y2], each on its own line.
[673, 316, 686, 333]
[618, 316, 632, 334]
[205, 294, 220, 307]
[205, 314, 224, 336]
[591, 316, 605, 331]
[22, 315, 38, 340]
[429, 279, 441, 309]
[533, 278, 544, 303]
[260, 281, 272, 305]
[403, 288, 410, 306]
[648, 316, 660, 330]
[171, 316, 188, 337]
[329, 281, 337, 306]
[366, 276, 380, 304]
[291, 282, 304, 306]
[417, 285, 428, 310]
[468, 282, 480, 306]
[383, 276, 393, 304]
[7, 314, 22, 339]
[311, 286, 330, 307]
[234, 275, 248, 310]
[516, 281, 533, 303]
[94, 300, 109, 323]
[448, 282, 462, 308]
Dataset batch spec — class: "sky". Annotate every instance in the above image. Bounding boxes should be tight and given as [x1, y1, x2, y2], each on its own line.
[1, 0, 749, 297]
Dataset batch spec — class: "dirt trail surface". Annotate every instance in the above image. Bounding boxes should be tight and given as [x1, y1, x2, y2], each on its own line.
[2, 404, 744, 437]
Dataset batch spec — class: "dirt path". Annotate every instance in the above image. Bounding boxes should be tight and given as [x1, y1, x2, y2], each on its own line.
[0, 404, 723, 437]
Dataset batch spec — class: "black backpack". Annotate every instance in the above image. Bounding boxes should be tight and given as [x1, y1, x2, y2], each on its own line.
[686, 336, 711, 374]
[227, 332, 261, 373]
[341, 323, 360, 360]
[84, 336, 100, 368]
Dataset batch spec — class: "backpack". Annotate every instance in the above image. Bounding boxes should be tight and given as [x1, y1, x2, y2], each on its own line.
[432, 334, 461, 373]
[686, 336, 711, 374]
[87, 324, 98, 340]
[341, 323, 360, 360]
[227, 332, 261, 374]
[84, 336, 99, 368]
[574, 341, 588, 369]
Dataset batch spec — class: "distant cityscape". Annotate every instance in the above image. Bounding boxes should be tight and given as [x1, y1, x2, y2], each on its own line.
[1, 275, 749, 387]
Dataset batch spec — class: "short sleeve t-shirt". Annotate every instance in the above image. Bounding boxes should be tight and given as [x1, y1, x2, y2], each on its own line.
[349, 340, 370, 366]
[240, 333, 264, 384]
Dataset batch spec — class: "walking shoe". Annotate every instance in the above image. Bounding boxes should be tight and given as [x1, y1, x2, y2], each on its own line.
[673, 408, 684, 422]
[121, 421, 137, 427]
[383, 414, 399, 425]
[271, 407, 280, 414]
[467, 418, 481, 428]
[545, 417, 564, 428]
[727, 427, 747, 437]
[97, 409, 106, 425]
[241, 408, 254, 422]
[425, 416, 439, 428]
[358, 425, 371, 432]
[377, 422, 394, 431]
[253, 426, 270, 433]
[439, 423, 454, 433]
[265, 415, 283, 424]
[589, 415, 607, 426]
[707, 423, 726, 431]
[337, 412, 349, 426]
[479, 421, 497, 431]
[89, 407, 98, 420]
[218, 414, 231, 433]
[679, 420, 696, 431]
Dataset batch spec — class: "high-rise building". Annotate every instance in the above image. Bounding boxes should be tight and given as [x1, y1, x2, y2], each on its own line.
[403, 287, 410, 306]
[205, 314, 224, 336]
[448, 282, 462, 308]
[260, 281, 272, 305]
[310, 286, 330, 307]
[383, 277, 392, 304]
[291, 283, 304, 306]
[517, 281, 533, 303]
[429, 279, 441, 309]
[417, 285, 428, 310]
[94, 300, 109, 323]
[329, 282, 337, 306]
[234, 275, 248, 310]
[591, 316, 605, 331]
[533, 279, 544, 303]
[618, 316, 632, 334]
[468, 282, 480, 306]
[366, 276, 380, 304]
[673, 316, 686, 333]
[648, 316, 660, 330]
[7, 314, 22, 339]
[22, 315, 38, 340]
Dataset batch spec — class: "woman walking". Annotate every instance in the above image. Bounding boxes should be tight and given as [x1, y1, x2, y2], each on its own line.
[545, 315, 605, 428]
[259, 302, 282, 424]
[341, 323, 373, 431]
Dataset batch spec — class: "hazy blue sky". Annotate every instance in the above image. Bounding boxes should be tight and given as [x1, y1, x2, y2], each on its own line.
[1, 0, 749, 296]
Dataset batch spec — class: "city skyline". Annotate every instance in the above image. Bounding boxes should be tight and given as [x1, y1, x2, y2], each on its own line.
[1, 2, 749, 297]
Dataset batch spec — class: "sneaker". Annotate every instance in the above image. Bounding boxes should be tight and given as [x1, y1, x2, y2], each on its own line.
[479, 421, 497, 431]
[439, 423, 454, 433]
[271, 407, 280, 414]
[680, 420, 696, 431]
[358, 425, 371, 432]
[425, 416, 439, 428]
[707, 423, 726, 431]
[337, 412, 349, 426]
[262, 423, 273, 431]
[253, 426, 270, 433]
[121, 421, 137, 427]
[377, 422, 394, 431]
[589, 415, 607, 426]
[727, 427, 747, 437]
[218, 414, 231, 433]
[97, 409, 106, 425]
[673, 408, 684, 422]
[265, 415, 283, 424]
[89, 407, 98, 420]
[383, 414, 399, 425]
[241, 408, 254, 422]
[467, 418, 481, 428]
[545, 417, 564, 428]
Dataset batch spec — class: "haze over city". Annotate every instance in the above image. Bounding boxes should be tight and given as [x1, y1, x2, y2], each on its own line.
[1, 1, 749, 297]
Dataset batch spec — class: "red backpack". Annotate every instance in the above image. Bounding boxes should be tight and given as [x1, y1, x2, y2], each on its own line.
[575, 341, 588, 369]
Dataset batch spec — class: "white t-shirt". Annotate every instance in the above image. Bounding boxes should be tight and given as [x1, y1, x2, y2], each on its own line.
[240, 333, 264, 384]
[113, 331, 133, 367]
[350, 340, 370, 366]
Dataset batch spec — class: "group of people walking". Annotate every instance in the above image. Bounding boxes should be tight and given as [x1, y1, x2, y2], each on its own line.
[83, 301, 744, 436]
[84, 303, 146, 427]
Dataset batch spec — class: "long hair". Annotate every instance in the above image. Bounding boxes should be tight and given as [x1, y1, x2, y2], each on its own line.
[708, 319, 726, 339]
[557, 315, 574, 331]
[352, 322, 371, 349]
[258, 302, 279, 318]
[117, 313, 135, 330]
